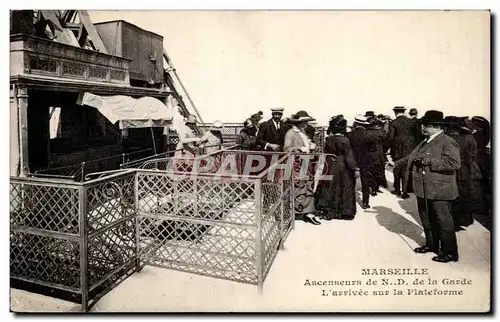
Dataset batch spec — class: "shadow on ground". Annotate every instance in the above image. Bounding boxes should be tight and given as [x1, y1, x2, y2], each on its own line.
[372, 205, 425, 246]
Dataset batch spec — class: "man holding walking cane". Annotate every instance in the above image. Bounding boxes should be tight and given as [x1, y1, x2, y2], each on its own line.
[404, 110, 461, 263]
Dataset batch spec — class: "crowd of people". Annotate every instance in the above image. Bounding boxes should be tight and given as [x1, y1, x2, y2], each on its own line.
[177, 106, 491, 264]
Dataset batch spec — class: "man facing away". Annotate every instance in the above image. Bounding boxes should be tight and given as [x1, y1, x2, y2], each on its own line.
[387, 106, 419, 197]
[405, 110, 461, 263]
[409, 108, 424, 144]
[349, 115, 376, 209]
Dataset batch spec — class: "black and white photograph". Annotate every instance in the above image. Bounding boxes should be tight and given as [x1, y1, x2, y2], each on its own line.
[6, 5, 492, 313]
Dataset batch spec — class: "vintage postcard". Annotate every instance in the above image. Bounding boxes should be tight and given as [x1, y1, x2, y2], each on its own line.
[8, 9, 491, 313]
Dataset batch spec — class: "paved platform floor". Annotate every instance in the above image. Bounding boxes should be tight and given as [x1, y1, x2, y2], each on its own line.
[10, 171, 491, 313]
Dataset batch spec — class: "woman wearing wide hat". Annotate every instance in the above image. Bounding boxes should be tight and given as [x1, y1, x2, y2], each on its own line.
[316, 115, 359, 220]
[236, 118, 258, 150]
[405, 110, 461, 263]
[200, 120, 224, 154]
[284, 110, 322, 225]
[174, 114, 203, 158]
[444, 116, 483, 230]
[470, 116, 491, 215]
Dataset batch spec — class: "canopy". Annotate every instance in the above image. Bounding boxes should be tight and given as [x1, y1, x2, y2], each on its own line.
[79, 92, 173, 129]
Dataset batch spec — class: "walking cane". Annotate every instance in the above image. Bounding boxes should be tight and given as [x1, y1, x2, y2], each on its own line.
[421, 165, 430, 223]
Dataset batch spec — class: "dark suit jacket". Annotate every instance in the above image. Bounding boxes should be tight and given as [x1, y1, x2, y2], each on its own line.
[348, 127, 376, 168]
[256, 119, 288, 151]
[410, 118, 424, 144]
[388, 115, 419, 161]
[366, 128, 386, 165]
[405, 132, 461, 200]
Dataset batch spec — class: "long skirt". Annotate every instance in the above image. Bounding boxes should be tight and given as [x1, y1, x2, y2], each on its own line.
[292, 155, 318, 218]
[452, 179, 483, 227]
[315, 156, 356, 218]
[316, 157, 356, 218]
[294, 180, 317, 217]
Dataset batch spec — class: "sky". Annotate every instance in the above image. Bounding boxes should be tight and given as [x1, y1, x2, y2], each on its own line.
[88, 10, 490, 126]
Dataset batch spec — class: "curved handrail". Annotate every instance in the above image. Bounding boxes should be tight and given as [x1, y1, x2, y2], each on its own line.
[84, 169, 128, 181]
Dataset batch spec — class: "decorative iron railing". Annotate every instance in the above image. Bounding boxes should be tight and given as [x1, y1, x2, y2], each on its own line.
[10, 146, 336, 311]
[10, 170, 137, 312]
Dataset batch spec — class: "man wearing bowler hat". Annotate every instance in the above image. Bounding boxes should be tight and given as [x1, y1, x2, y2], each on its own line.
[256, 108, 289, 151]
[388, 106, 419, 197]
[405, 110, 461, 263]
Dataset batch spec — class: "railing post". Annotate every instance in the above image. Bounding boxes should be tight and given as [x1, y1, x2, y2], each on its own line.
[134, 171, 141, 272]
[78, 185, 89, 312]
[291, 156, 296, 231]
[81, 162, 86, 182]
[279, 175, 285, 250]
[122, 153, 126, 166]
[254, 179, 263, 294]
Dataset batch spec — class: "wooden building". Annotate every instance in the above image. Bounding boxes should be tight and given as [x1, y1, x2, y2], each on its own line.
[10, 11, 177, 178]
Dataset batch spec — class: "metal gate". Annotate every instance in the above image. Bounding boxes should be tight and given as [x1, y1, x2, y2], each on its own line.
[134, 150, 293, 291]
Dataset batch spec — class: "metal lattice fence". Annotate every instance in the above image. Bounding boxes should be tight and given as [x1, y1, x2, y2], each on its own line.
[11, 145, 335, 310]
[134, 150, 292, 290]
[10, 170, 138, 312]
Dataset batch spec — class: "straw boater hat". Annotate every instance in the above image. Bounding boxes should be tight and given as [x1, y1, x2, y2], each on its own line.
[289, 110, 315, 123]
[393, 106, 406, 112]
[271, 107, 284, 114]
[420, 110, 446, 126]
[354, 115, 370, 126]
[184, 114, 198, 124]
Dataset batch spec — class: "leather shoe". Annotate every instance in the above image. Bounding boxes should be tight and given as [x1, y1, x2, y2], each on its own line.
[303, 215, 321, 225]
[391, 190, 401, 196]
[341, 215, 355, 220]
[401, 193, 410, 199]
[414, 245, 436, 254]
[361, 203, 370, 209]
[432, 253, 459, 263]
[370, 191, 378, 197]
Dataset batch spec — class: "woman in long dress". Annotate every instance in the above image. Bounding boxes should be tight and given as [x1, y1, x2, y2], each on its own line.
[316, 115, 359, 220]
[283, 110, 321, 225]
[444, 116, 483, 230]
